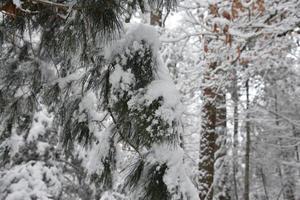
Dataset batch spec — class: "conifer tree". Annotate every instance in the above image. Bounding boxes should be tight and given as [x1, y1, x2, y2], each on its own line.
[0, 0, 200, 199]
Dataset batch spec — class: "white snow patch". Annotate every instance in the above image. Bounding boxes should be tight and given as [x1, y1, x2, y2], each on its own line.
[148, 144, 199, 200]
[0, 161, 62, 200]
[13, 0, 21, 8]
[105, 23, 160, 61]
[109, 64, 135, 92]
[27, 107, 52, 142]
[85, 128, 112, 174]
[146, 80, 181, 108]
[9, 128, 24, 157]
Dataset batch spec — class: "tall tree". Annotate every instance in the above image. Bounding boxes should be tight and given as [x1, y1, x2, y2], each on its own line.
[244, 79, 250, 200]
[0, 1, 200, 199]
[197, 2, 230, 199]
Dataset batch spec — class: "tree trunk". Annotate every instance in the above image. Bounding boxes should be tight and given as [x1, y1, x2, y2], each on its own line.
[293, 126, 300, 163]
[232, 69, 239, 200]
[244, 79, 250, 200]
[199, 62, 217, 200]
[214, 92, 231, 200]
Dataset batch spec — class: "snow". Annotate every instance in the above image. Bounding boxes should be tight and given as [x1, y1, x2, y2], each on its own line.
[40, 61, 57, 83]
[148, 144, 199, 200]
[107, 23, 184, 128]
[8, 128, 24, 157]
[100, 192, 117, 200]
[79, 91, 103, 122]
[109, 64, 135, 93]
[105, 23, 160, 61]
[0, 0, 299, 199]
[85, 128, 112, 174]
[105, 23, 199, 199]
[37, 142, 49, 155]
[15, 86, 30, 98]
[55, 71, 82, 89]
[146, 80, 181, 108]
[27, 106, 53, 142]
[0, 161, 62, 200]
[13, 0, 21, 8]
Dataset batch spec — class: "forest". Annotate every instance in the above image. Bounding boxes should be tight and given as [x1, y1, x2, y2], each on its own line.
[0, 0, 299, 200]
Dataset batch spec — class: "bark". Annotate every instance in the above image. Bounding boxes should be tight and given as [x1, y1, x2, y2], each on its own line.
[199, 58, 228, 200]
[214, 93, 231, 200]
[293, 126, 300, 162]
[199, 62, 217, 200]
[244, 79, 250, 200]
[199, 4, 229, 197]
[232, 69, 239, 200]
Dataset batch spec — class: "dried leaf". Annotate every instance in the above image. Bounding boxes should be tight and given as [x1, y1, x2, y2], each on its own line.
[234, 0, 244, 11]
[0, 2, 17, 17]
[231, 7, 238, 19]
[223, 25, 229, 33]
[257, 0, 265, 13]
[222, 11, 231, 21]
[237, 45, 241, 59]
[213, 24, 219, 33]
[209, 4, 218, 16]
[239, 58, 249, 65]
[225, 34, 232, 46]
[204, 43, 209, 53]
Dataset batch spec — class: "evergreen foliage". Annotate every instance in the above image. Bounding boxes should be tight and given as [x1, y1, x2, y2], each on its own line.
[0, 1, 197, 200]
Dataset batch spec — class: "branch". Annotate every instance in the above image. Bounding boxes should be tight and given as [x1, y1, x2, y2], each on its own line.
[107, 107, 142, 157]
[256, 104, 300, 128]
[28, 0, 73, 9]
